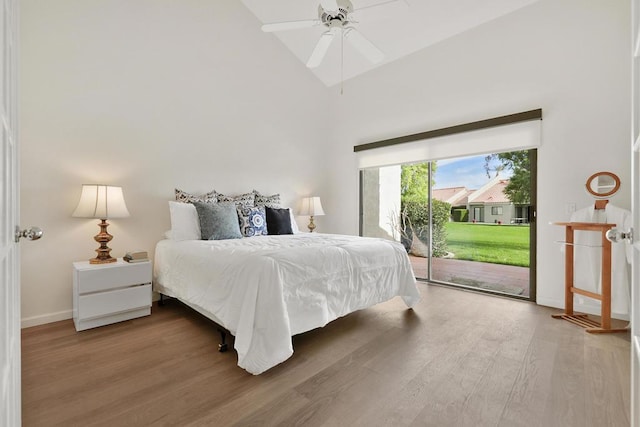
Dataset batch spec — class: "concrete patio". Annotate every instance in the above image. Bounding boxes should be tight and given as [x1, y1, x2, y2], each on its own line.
[408, 255, 530, 297]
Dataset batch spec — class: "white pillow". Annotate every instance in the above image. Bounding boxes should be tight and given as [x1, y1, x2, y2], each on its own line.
[168, 201, 201, 240]
[289, 208, 300, 233]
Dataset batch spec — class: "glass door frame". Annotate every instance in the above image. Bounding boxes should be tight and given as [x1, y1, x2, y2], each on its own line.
[358, 149, 537, 302]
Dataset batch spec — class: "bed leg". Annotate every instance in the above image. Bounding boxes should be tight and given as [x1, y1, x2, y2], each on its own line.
[159, 293, 165, 306]
[218, 328, 228, 352]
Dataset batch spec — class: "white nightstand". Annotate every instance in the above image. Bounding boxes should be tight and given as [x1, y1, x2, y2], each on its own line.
[73, 259, 152, 331]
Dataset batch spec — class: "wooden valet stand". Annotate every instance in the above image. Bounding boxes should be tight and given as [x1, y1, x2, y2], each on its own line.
[552, 221, 627, 333]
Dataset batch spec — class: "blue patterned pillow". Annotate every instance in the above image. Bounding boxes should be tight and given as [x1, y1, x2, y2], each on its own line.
[237, 206, 268, 237]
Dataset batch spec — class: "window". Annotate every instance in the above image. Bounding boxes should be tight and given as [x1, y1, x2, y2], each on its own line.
[491, 206, 503, 215]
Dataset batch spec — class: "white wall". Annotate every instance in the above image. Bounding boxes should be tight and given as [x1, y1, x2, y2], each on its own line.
[19, 0, 331, 326]
[322, 0, 631, 317]
[361, 165, 401, 240]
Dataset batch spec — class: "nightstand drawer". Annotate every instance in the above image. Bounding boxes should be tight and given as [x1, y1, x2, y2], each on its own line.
[75, 261, 151, 294]
[77, 283, 152, 320]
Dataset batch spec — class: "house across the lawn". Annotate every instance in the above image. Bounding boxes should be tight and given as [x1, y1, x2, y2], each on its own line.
[433, 175, 530, 224]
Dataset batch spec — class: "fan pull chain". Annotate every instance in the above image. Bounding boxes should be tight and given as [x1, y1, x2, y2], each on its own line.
[340, 27, 344, 95]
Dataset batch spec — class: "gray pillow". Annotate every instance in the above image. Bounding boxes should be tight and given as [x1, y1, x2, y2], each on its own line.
[193, 202, 242, 240]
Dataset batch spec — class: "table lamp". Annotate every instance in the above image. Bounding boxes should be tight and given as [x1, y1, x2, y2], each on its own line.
[299, 196, 325, 233]
[72, 184, 130, 264]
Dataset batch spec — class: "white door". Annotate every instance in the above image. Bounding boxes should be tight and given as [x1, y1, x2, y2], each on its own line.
[1, 0, 20, 425]
[632, 1, 640, 424]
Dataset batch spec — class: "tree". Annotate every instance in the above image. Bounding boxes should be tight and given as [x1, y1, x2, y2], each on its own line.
[400, 162, 437, 205]
[484, 151, 530, 204]
[401, 163, 428, 204]
[398, 162, 448, 257]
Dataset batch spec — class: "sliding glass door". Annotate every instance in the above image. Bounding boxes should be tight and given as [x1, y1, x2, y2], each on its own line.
[360, 149, 536, 300]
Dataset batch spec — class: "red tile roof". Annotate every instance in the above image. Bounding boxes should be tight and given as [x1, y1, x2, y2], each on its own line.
[470, 179, 510, 204]
[433, 178, 511, 205]
[432, 186, 472, 206]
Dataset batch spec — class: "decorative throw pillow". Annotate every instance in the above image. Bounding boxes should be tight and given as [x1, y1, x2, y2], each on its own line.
[253, 190, 281, 208]
[265, 206, 293, 235]
[237, 206, 268, 237]
[193, 202, 242, 240]
[168, 201, 201, 240]
[215, 191, 255, 207]
[175, 188, 217, 204]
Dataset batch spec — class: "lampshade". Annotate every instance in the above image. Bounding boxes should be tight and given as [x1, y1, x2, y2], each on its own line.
[72, 185, 130, 219]
[299, 196, 325, 216]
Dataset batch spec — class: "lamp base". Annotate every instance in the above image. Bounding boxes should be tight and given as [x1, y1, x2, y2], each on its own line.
[90, 256, 117, 265]
[89, 219, 117, 264]
[307, 215, 316, 233]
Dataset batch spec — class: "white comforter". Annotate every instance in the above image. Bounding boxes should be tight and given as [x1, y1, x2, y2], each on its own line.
[153, 233, 420, 374]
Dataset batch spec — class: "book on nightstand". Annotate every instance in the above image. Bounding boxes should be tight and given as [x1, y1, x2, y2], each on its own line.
[124, 251, 149, 263]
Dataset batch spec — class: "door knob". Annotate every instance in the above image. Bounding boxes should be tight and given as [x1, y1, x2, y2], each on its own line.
[605, 227, 633, 243]
[15, 226, 43, 243]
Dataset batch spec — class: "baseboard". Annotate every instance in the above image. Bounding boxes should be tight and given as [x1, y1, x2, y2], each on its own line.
[21, 294, 161, 329]
[537, 296, 630, 322]
[21, 309, 73, 329]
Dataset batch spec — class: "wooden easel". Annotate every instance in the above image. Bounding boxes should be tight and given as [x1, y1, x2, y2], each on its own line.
[552, 221, 627, 333]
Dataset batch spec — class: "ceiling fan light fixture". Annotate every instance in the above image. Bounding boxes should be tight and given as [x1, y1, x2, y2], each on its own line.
[263, 0, 401, 69]
[318, 0, 353, 26]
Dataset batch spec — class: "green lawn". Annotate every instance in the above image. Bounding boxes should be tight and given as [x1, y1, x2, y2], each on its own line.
[444, 222, 530, 267]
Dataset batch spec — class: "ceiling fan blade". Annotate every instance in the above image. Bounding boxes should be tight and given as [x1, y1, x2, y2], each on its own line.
[262, 19, 321, 32]
[352, 0, 408, 22]
[344, 27, 384, 64]
[320, 0, 340, 13]
[306, 31, 336, 68]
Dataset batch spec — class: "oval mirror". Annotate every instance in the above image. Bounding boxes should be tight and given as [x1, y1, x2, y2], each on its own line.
[585, 171, 620, 198]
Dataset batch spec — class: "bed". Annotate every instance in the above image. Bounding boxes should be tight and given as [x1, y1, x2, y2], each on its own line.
[153, 232, 420, 375]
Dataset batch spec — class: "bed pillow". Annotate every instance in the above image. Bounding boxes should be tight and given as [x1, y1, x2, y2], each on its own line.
[168, 201, 201, 240]
[237, 206, 268, 237]
[289, 208, 300, 233]
[193, 202, 242, 240]
[215, 191, 255, 207]
[265, 206, 293, 235]
[253, 190, 281, 208]
[175, 188, 217, 204]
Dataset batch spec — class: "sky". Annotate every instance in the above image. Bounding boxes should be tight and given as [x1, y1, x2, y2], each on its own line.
[432, 154, 513, 190]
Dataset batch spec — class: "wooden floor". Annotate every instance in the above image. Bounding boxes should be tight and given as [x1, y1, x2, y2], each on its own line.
[22, 283, 630, 427]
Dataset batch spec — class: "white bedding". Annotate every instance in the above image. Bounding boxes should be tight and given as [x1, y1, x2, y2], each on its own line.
[153, 233, 420, 374]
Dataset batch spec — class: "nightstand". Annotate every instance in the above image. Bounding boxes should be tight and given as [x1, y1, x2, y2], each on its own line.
[73, 259, 152, 331]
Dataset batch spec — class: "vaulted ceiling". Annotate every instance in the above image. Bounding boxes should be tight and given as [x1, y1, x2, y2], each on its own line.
[241, 0, 539, 87]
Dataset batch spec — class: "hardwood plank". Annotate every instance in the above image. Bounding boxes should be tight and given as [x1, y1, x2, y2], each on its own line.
[584, 344, 630, 426]
[499, 337, 559, 426]
[457, 355, 522, 427]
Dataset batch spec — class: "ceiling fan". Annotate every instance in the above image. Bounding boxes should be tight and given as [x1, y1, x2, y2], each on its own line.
[262, 0, 406, 68]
